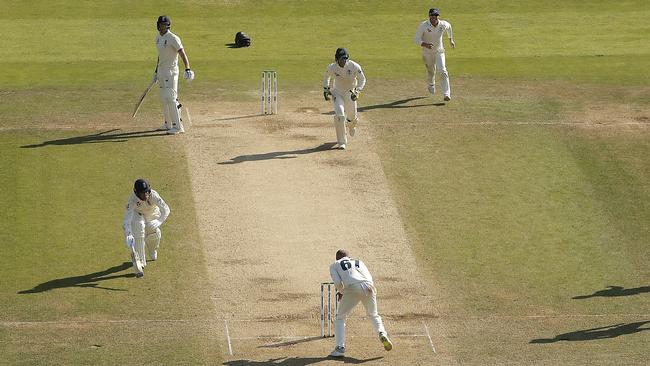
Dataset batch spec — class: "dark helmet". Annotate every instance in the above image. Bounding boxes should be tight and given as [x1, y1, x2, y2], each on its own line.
[134, 179, 151, 195]
[157, 15, 171, 29]
[335, 48, 349, 62]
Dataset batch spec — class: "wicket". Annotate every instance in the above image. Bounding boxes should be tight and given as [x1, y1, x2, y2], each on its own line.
[320, 282, 337, 337]
[261, 70, 278, 115]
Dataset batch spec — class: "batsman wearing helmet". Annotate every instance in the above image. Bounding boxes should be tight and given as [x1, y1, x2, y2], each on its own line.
[154, 15, 194, 134]
[123, 179, 170, 277]
[323, 48, 366, 150]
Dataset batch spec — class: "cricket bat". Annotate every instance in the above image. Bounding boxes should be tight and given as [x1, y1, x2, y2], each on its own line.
[132, 79, 157, 118]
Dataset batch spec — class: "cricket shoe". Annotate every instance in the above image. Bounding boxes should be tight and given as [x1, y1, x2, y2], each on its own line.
[338, 144, 347, 150]
[135, 271, 144, 278]
[159, 122, 170, 131]
[379, 332, 393, 351]
[428, 85, 436, 95]
[329, 346, 346, 357]
[443, 95, 451, 102]
[167, 128, 183, 135]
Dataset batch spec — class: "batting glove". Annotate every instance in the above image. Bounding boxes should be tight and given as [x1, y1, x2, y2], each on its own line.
[350, 88, 360, 101]
[184, 68, 195, 81]
[125, 234, 135, 249]
[323, 87, 331, 101]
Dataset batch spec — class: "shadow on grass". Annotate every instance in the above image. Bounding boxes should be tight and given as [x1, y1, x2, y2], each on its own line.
[321, 96, 445, 115]
[218, 142, 336, 164]
[530, 321, 650, 343]
[18, 262, 135, 293]
[573, 285, 650, 299]
[20, 129, 168, 148]
[223, 356, 383, 365]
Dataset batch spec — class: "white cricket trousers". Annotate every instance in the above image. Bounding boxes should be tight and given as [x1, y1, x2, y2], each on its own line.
[335, 281, 386, 348]
[157, 69, 184, 131]
[331, 89, 358, 145]
[422, 51, 451, 97]
[129, 212, 162, 267]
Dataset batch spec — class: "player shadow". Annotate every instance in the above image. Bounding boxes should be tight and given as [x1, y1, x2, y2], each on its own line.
[225, 43, 239, 48]
[572, 285, 650, 299]
[20, 128, 168, 148]
[321, 96, 445, 115]
[529, 321, 650, 343]
[18, 262, 135, 293]
[218, 142, 337, 164]
[258, 336, 323, 348]
[223, 356, 383, 365]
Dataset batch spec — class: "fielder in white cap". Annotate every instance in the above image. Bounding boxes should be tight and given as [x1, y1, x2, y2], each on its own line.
[413, 8, 455, 101]
[154, 15, 194, 134]
[328, 249, 393, 357]
[323, 48, 366, 150]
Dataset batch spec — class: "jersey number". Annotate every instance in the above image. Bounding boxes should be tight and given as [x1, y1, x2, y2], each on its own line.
[340, 259, 360, 271]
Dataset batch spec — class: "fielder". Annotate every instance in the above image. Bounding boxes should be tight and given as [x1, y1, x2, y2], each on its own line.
[413, 8, 455, 101]
[328, 249, 392, 357]
[323, 48, 366, 150]
[123, 179, 170, 278]
[154, 15, 194, 135]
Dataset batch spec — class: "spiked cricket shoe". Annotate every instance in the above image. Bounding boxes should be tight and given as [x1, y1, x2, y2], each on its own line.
[380, 332, 393, 351]
[329, 346, 345, 357]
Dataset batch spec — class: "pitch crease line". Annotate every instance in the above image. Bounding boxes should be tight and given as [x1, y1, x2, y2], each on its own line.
[422, 321, 436, 354]
[225, 320, 233, 356]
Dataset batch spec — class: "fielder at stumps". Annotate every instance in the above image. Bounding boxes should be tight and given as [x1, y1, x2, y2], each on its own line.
[328, 249, 392, 357]
[153, 15, 194, 135]
[123, 179, 170, 278]
[323, 48, 366, 150]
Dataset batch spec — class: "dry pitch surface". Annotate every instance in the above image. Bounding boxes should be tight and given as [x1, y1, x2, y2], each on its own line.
[184, 96, 448, 365]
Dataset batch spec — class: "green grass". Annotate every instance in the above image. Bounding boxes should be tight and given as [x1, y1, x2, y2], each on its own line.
[1, 0, 650, 364]
[0, 131, 220, 364]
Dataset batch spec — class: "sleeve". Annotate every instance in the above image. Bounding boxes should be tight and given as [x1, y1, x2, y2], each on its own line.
[355, 64, 366, 91]
[413, 22, 425, 46]
[151, 191, 170, 223]
[330, 263, 344, 292]
[446, 22, 453, 40]
[123, 198, 135, 236]
[323, 65, 333, 89]
[172, 34, 184, 51]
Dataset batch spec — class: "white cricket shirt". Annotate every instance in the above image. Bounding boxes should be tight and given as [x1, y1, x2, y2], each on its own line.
[323, 60, 366, 93]
[123, 189, 170, 234]
[413, 19, 453, 53]
[156, 30, 184, 72]
[330, 256, 374, 288]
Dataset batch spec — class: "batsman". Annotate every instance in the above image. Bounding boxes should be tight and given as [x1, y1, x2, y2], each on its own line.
[123, 179, 170, 277]
[153, 15, 194, 134]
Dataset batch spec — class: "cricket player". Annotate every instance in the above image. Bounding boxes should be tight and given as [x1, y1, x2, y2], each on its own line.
[328, 249, 392, 357]
[323, 48, 366, 150]
[123, 179, 170, 278]
[154, 15, 194, 135]
[413, 8, 455, 101]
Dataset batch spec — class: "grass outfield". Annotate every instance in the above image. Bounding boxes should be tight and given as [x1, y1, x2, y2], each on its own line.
[1, 0, 649, 364]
